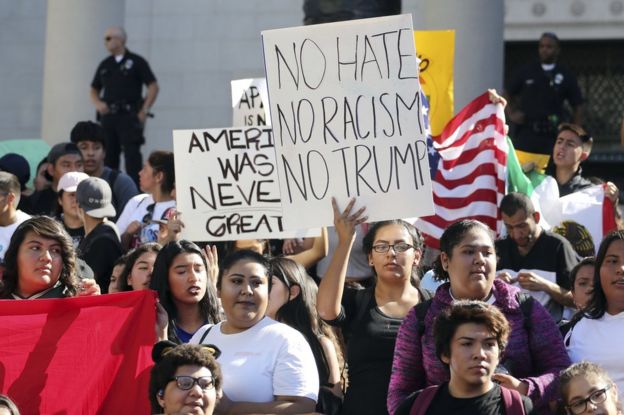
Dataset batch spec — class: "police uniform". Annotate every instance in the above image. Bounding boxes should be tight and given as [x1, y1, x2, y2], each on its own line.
[507, 62, 583, 155]
[91, 50, 157, 183]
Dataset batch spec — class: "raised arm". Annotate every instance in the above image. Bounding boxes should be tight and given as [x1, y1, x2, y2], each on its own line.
[288, 227, 328, 269]
[317, 198, 366, 321]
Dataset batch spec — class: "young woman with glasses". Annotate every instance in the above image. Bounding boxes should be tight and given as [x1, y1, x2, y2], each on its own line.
[149, 341, 223, 415]
[560, 361, 622, 415]
[388, 219, 571, 415]
[316, 198, 430, 415]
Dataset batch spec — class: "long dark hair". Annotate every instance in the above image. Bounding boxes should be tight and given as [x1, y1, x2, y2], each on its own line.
[361, 219, 424, 284]
[270, 257, 343, 385]
[0, 216, 79, 298]
[117, 242, 161, 291]
[150, 240, 220, 342]
[584, 230, 624, 319]
[433, 219, 495, 282]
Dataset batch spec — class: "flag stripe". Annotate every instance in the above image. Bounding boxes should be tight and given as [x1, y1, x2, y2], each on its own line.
[414, 92, 507, 248]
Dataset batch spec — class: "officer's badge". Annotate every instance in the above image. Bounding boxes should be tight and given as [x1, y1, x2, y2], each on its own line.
[554, 73, 564, 84]
[125, 59, 134, 70]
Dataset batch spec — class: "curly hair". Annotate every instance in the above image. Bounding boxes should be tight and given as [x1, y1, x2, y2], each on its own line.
[0, 216, 79, 298]
[149, 343, 222, 413]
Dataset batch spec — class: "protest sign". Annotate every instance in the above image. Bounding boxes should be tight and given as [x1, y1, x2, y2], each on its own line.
[231, 78, 271, 127]
[173, 126, 318, 240]
[414, 30, 454, 136]
[0, 291, 155, 414]
[262, 14, 434, 229]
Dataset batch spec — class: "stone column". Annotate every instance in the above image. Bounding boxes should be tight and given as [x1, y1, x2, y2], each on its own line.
[41, 0, 125, 144]
[410, 0, 504, 112]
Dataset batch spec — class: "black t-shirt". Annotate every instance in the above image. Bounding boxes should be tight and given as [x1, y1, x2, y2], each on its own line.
[496, 230, 579, 290]
[22, 188, 58, 216]
[507, 62, 583, 122]
[325, 286, 426, 415]
[395, 383, 536, 415]
[91, 50, 156, 105]
[496, 230, 580, 321]
[76, 221, 123, 294]
[64, 223, 85, 249]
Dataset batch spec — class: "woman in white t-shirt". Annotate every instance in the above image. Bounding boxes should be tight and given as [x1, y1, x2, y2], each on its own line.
[115, 151, 176, 249]
[565, 230, 624, 402]
[190, 250, 319, 414]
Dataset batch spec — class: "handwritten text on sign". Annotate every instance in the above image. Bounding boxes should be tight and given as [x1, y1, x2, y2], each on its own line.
[173, 127, 289, 241]
[262, 15, 434, 228]
[231, 78, 271, 127]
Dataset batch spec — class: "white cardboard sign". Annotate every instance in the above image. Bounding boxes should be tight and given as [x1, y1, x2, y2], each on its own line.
[173, 126, 317, 241]
[262, 14, 434, 228]
[231, 78, 271, 127]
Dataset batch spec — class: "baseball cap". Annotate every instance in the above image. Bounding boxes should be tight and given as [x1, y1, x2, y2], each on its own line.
[47, 142, 81, 165]
[0, 153, 30, 190]
[57, 171, 90, 192]
[76, 177, 116, 218]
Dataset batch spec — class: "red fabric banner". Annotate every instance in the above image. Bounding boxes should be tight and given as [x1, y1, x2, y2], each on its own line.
[0, 291, 156, 415]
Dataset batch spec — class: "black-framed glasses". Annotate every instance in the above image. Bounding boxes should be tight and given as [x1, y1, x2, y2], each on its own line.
[566, 384, 612, 415]
[169, 375, 214, 391]
[372, 242, 414, 254]
[142, 203, 155, 224]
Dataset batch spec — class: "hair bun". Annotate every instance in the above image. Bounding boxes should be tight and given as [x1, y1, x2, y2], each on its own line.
[152, 340, 178, 363]
[201, 344, 222, 359]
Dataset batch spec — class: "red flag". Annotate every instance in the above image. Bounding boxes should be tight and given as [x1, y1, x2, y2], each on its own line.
[415, 92, 507, 249]
[0, 291, 156, 415]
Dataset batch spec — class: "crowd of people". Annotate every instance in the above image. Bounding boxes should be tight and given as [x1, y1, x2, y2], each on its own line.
[0, 25, 623, 415]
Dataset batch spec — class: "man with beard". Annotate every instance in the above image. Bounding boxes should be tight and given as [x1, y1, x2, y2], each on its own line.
[496, 192, 579, 323]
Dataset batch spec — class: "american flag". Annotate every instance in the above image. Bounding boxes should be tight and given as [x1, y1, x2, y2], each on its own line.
[414, 92, 508, 249]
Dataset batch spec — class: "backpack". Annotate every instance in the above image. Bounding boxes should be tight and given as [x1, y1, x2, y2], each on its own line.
[409, 384, 526, 415]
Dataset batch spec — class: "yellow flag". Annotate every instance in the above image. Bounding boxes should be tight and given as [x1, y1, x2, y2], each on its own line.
[414, 30, 455, 136]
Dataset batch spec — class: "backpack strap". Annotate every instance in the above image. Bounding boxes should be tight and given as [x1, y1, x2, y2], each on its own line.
[516, 292, 534, 332]
[197, 324, 214, 344]
[500, 386, 526, 415]
[415, 299, 433, 338]
[409, 385, 439, 415]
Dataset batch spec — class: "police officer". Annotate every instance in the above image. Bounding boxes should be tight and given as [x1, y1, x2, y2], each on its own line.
[505, 32, 583, 170]
[90, 26, 159, 185]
